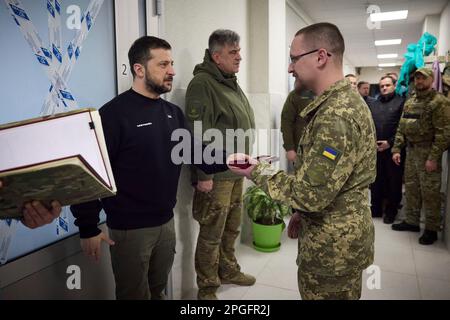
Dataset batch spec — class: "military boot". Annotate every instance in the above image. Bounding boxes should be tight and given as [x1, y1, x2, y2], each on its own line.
[221, 272, 256, 286]
[419, 230, 438, 245]
[197, 288, 218, 300]
[384, 203, 397, 224]
[383, 215, 395, 224]
[391, 221, 420, 232]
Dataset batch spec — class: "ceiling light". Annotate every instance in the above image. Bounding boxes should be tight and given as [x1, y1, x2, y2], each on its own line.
[370, 10, 408, 22]
[377, 53, 398, 59]
[378, 63, 397, 67]
[375, 39, 402, 46]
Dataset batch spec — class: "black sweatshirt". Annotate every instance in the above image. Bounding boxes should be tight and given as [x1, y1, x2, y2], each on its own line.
[368, 93, 405, 146]
[70, 89, 228, 238]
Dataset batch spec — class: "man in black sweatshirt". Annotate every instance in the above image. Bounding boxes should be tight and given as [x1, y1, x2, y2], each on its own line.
[70, 36, 227, 300]
[368, 75, 405, 224]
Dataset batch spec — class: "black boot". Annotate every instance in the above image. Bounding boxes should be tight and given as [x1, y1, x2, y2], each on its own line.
[371, 207, 382, 218]
[383, 215, 395, 224]
[391, 221, 420, 232]
[419, 230, 438, 245]
[384, 203, 397, 224]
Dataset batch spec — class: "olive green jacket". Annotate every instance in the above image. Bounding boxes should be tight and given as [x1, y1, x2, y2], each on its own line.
[281, 90, 315, 152]
[185, 50, 255, 181]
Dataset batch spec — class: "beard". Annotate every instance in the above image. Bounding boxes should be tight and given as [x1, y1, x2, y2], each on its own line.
[145, 72, 173, 95]
[415, 84, 431, 92]
[293, 74, 310, 92]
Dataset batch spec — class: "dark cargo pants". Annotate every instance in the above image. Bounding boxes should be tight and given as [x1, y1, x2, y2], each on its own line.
[108, 218, 176, 300]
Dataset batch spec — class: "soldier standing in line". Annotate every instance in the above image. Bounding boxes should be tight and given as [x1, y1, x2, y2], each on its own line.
[391, 67, 450, 245]
[345, 73, 358, 90]
[281, 79, 314, 170]
[357, 81, 376, 105]
[227, 22, 377, 300]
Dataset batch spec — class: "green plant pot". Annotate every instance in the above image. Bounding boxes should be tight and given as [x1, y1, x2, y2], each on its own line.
[252, 221, 283, 252]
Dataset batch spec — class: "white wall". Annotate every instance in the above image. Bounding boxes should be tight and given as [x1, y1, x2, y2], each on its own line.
[114, 0, 144, 94]
[285, 0, 355, 80]
[438, 1, 450, 56]
[286, 1, 309, 90]
[358, 66, 401, 84]
[268, 0, 287, 95]
[422, 15, 440, 40]
[163, 0, 249, 96]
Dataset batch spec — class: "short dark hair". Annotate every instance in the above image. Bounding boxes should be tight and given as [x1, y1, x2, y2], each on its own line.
[379, 75, 395, 84]
[128, 36, 172, 78]
[208, 29, 240, 54]
[385, 72, 398, 84]
[357, 81, 369, 88]
[386, 72, 398, 78]
[295, 22, 345, 63]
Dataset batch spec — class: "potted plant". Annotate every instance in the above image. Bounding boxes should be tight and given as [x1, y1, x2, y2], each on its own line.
[243, 185, 291, 252]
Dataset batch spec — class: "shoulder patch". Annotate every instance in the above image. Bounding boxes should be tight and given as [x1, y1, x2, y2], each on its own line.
[188, 105, 201, 119]
[322, 145, 341, 161]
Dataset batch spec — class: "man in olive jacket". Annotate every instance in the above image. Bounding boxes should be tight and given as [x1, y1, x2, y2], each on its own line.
[281, 83, 314, 168]
[185, 29, 256, 300]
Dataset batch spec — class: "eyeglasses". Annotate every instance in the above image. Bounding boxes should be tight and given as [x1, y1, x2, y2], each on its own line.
[289, 49, 332, 64]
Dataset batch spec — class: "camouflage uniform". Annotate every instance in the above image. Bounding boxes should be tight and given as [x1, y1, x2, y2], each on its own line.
[192, 179, 243, 290]
[392, 80, 450, 232]
[251, 79, 377, 300]
[443, 63, 450, 99]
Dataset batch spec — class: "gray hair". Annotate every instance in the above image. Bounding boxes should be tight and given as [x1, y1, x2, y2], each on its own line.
[208, 29, 240, 54]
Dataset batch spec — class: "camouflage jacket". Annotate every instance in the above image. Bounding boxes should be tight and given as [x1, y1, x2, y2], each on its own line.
[392, 90, 450, 161]
[251, 80, 377, 276]
[281, 90, 314, 152]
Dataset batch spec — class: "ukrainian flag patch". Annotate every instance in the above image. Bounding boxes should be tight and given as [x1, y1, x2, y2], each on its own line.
[322, 146, 339, 161]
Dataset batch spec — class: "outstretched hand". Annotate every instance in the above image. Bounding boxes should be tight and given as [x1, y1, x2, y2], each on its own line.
[227, 153, 258, 179]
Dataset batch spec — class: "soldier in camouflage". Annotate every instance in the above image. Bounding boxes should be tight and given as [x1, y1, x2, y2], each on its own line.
[228, 23, 377, 300]
[185, 30, 256, 300]
[281, 81, 314, 169]
[391, 67, 450, 245]
[443, 63, 450, 99]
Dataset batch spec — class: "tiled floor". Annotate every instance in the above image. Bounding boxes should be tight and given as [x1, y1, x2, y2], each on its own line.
[210, 217, 450, 300]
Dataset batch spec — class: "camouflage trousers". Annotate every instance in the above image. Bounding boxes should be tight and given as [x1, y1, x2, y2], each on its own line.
[404, 146, 442, 231]
[298, 269, 363, 300]
[193, 178, 243, 291]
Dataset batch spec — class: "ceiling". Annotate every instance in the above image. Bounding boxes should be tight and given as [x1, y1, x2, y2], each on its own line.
[295, 0, 449, 67]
